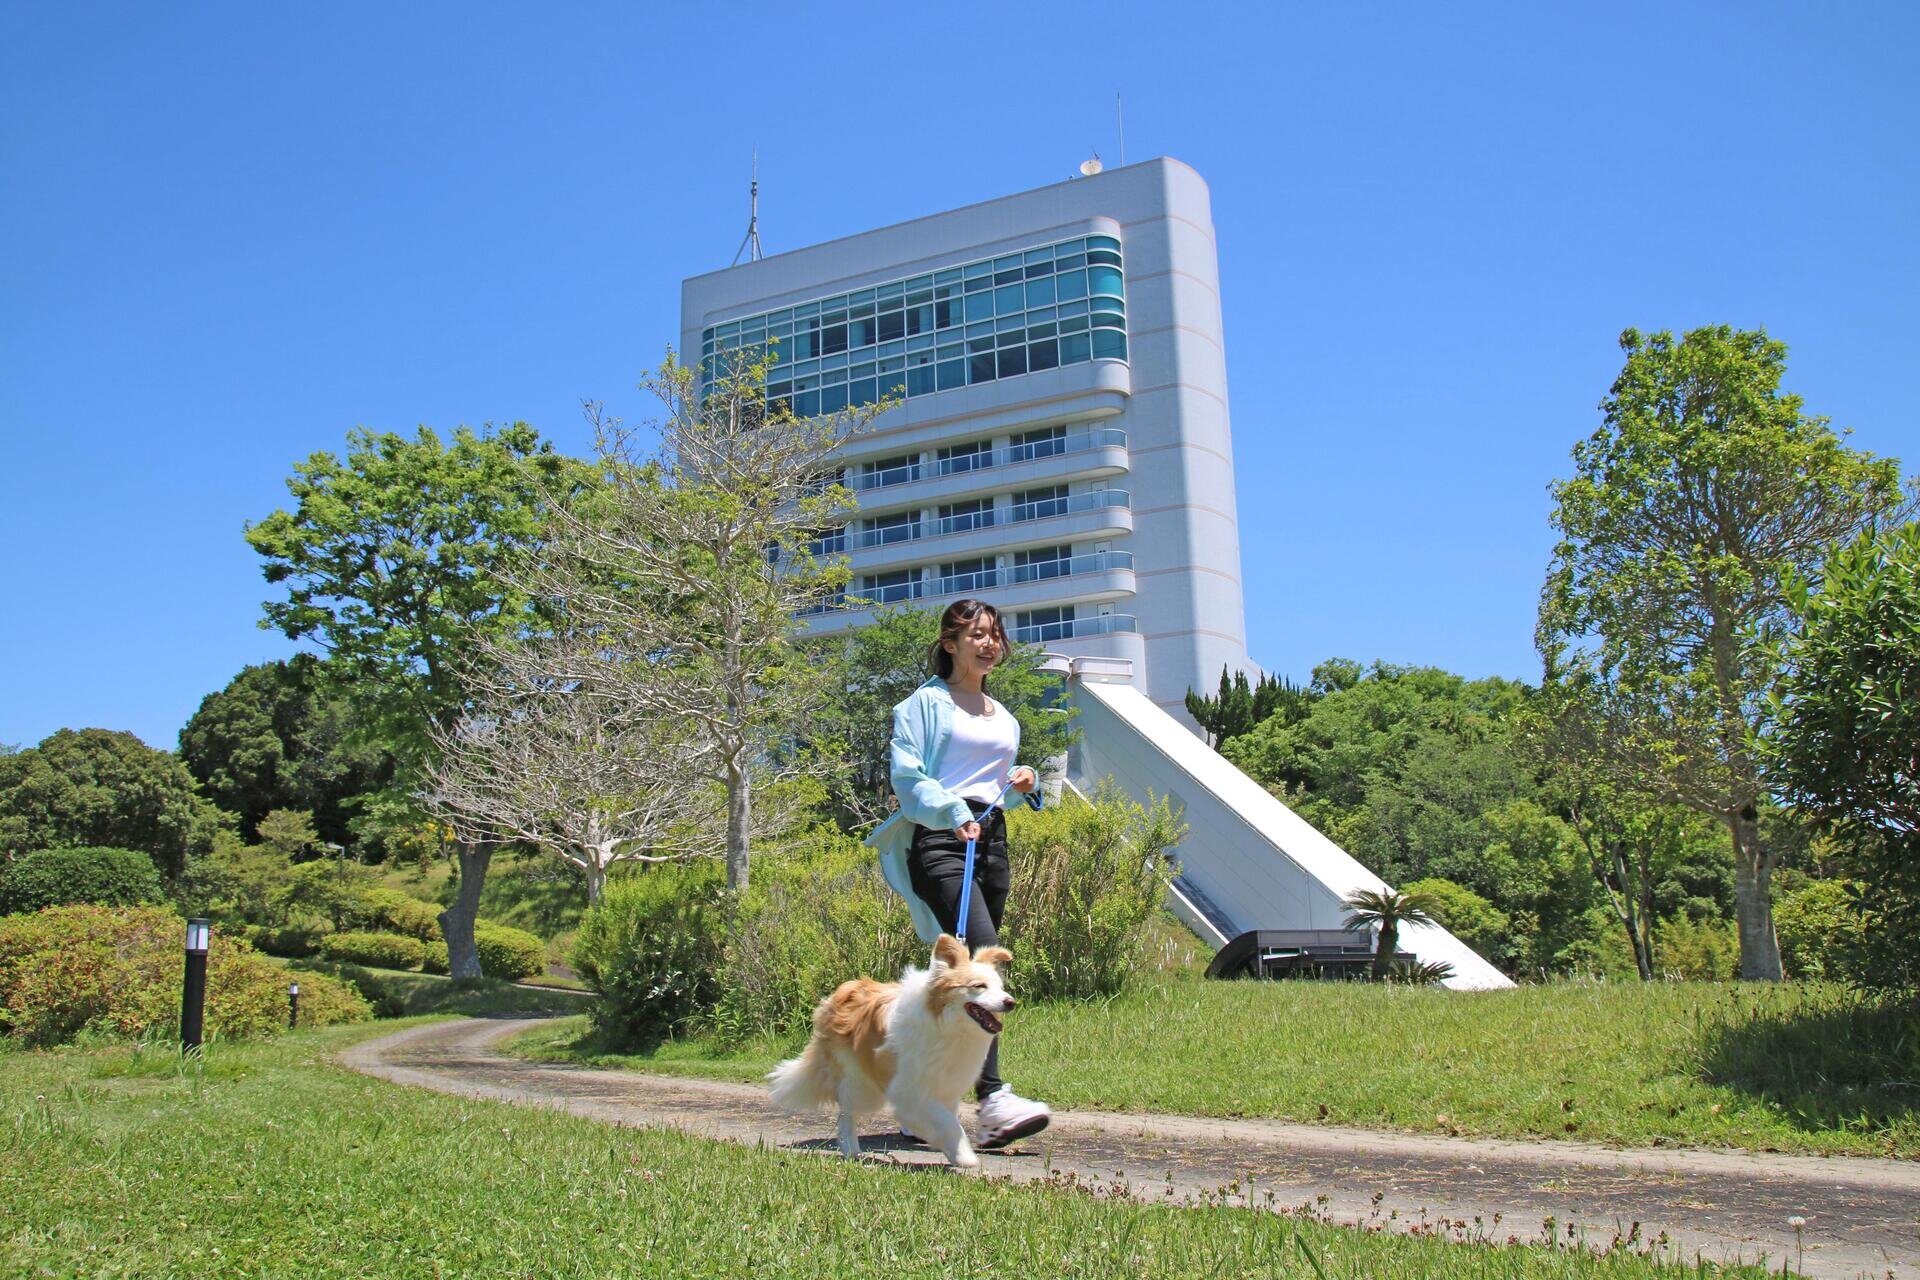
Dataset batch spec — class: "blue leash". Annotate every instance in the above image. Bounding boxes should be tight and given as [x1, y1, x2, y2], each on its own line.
[955, 776, 1040, 943]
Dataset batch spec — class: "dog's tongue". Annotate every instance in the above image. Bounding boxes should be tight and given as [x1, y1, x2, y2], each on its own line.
[965, 1004, 1003, 1035]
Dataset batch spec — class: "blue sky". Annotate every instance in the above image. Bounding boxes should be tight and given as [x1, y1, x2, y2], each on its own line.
[3, 3, 1915, 751]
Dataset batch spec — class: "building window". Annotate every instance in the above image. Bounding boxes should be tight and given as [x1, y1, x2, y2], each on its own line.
[860, 453, 920, 488]
[1013, 605, 1077, 643]
[1010, 486, 1069, 522]
[707, 234, 1128, 411]
[860, 569, 920, 605]
[937, 497, 995, 536]
[937, 439, 994, 476]
[1009, 426, 1066, 463]
[937, 557, 997, 594]
[1012, 545, 1072, 583]
[861, 511, 919, 547]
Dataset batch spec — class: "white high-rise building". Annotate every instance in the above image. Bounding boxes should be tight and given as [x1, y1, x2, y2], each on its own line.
[680, 157, 1250, 716]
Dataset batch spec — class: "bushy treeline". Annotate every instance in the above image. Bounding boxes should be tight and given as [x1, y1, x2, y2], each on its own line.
[570, 788, 1181, 1050]
[0, 905, 369, 1047]
[1184, 657, 1877, 984]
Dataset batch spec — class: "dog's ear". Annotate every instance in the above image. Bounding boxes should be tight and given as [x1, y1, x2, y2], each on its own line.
[931, 934, 969, 970]
[972, 945, 1012, 969]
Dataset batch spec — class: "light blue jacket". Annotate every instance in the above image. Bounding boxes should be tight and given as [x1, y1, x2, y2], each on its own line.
[866, 677, 1031, 943]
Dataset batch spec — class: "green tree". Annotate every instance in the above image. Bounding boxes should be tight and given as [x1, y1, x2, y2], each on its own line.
[1340, 886, 1441, 979]
[805, 606, 1077, 830]
[1771, 521, 1920, 990]
[1398, 876, 1509, 966]
[1538, 326, 1909, 979]
[1184, 666, 1313, 750]
[255, 808, 320, 861]
[246, 421, 583, 976]
[178, 656, 390, 848]
[0, 729, 227, 879]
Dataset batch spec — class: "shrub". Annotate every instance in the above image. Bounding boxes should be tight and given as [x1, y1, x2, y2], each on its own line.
[1774, 878, 1868, 981]
[250, 914, 331, 958]
[319, 930, 427, 971]
[572, 862, 725, 1047]
[1656, 916, 1740, 980]
[421, 940, 450, 974]
[713, 831, 923, 1042]
[0, 846, 163, 915]
[0, 905, 369, 1047]
[474, 922, 546, 981]
[350, 886, 443, 941]
[1399, 876, 1512, 968]
[1001, 784, 1183, 1001]
[276, 860, 382, 930]
[293, 960, 407, 1018]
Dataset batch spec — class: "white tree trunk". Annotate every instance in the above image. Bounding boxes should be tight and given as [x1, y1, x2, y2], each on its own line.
[1729, 809, 1783, 980]
[725, 758, 751, 891]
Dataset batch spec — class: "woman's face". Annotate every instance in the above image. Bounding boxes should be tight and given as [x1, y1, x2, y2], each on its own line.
[945, 611, 1002, 676]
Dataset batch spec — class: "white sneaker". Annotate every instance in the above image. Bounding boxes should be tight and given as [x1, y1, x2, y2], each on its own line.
[975, 1087, 1050, 1150]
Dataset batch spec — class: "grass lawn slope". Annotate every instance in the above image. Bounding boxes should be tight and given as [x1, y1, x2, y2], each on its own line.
[513, 976, 1916, 1159]
[1, 1024, 1775, 1278]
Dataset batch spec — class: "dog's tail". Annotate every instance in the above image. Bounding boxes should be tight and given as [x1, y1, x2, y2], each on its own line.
[768, 990, 852, 1113]
[766, 1037, 836, 1112]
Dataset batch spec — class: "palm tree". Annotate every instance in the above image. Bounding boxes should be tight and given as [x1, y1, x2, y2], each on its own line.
[1341, 887, 1443, 979]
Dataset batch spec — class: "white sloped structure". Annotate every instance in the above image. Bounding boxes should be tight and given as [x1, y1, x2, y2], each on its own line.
[1055, 655, 1514, 991]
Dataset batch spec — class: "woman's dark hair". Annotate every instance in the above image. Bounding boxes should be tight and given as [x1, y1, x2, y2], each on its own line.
[928, 598, 1011, 681]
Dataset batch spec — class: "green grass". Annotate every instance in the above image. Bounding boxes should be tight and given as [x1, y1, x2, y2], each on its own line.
[0, 1025, 1775, 1278]
[512, 976, 1918, 1159]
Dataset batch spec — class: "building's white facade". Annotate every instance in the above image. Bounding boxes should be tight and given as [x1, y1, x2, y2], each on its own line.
[681, 157, 1249, 714]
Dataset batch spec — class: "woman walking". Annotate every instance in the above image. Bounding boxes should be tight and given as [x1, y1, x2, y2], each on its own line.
[867, 598, 1052, 1148]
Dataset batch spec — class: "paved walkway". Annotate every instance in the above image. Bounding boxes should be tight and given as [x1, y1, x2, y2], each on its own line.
[341, 1018, 1920, 1279]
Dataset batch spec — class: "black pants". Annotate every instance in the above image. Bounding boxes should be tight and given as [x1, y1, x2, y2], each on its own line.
[907, 801, 1009, 1100]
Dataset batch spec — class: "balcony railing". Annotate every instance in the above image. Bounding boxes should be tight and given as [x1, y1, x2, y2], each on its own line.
[798, 553, 1132, 623]
[805, 531, 848, 557]
[935, 508, 996, 536]
[796, 592, 847, 617]
[860, 579, 926, 605]
[932, 567, 1000, 595]
[849, 460, 922, 491]
[1008, 489, 1130, 524]
[855, 520, 922, 549]
[1011, 613, 1138, 644]
[931, 427, 1127, 478]
[1008, 550, 1134, 585]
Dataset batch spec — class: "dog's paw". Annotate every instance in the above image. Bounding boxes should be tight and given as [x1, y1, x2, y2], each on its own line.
[950, 1148, 980, 1170]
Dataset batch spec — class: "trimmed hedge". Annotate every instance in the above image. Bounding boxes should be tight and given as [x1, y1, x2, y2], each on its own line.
[0, 904, 369, 1047]
[0, 846, 163, 915]
[352, 887, 443, 941]
[473, 923, 546, 981]
[319, 930, 427, 971]
[422, 940, 450, 974]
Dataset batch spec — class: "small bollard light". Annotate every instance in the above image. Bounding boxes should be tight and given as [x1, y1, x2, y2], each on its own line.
[182, 918, 211, 1052]
[289, 981, 300, 1029]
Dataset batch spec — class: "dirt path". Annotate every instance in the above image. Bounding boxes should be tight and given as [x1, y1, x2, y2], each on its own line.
[341, 1018, 1919, 1279]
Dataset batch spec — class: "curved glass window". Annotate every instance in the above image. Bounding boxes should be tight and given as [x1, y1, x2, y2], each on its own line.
[703, 232, 1127, 409]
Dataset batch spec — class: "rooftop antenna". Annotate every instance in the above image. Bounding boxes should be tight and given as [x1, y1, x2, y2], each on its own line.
[732, 148, 764, 266]
[1079, 151, 1104, 178]
[1116, 92, 1125, 167]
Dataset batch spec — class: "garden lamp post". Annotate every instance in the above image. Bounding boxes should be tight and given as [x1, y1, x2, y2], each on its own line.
[182, 917, 210, 1051]
[289, 981, 300, 1029]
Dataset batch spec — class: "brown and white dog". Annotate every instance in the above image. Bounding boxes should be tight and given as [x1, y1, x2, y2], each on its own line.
[767, 934, 1014, 1168]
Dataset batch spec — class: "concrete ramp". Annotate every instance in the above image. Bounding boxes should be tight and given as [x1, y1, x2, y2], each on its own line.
[1056, 657, 1513, 991]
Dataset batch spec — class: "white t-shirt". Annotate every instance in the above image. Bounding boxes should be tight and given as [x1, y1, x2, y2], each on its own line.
[938, 697, 1019, 805]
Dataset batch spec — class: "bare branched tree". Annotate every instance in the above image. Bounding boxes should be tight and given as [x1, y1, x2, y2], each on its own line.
[423, 628, 725, 920]
[514, 349, 882, 890]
